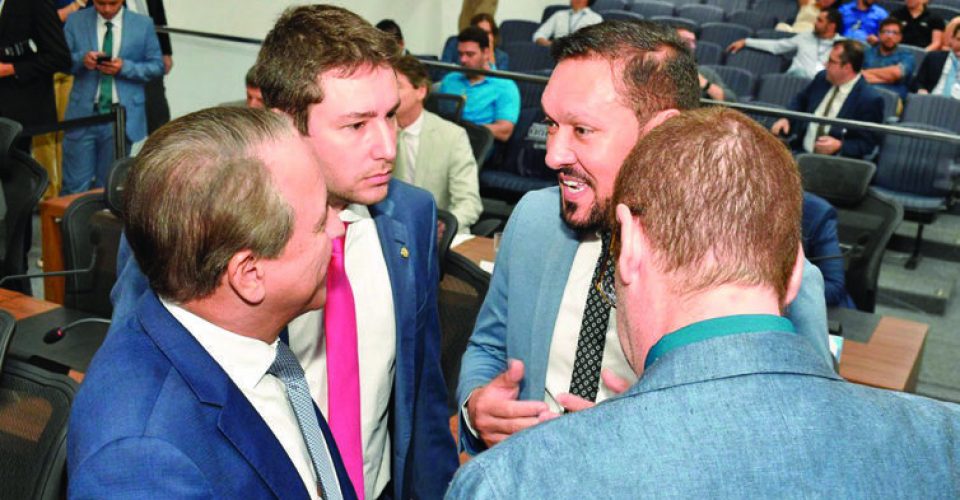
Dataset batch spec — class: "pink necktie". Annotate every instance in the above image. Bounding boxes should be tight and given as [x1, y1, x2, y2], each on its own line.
[324, 229, 364, 499]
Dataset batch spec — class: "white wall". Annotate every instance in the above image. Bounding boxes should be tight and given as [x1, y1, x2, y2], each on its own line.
[162, 0, 558, 119]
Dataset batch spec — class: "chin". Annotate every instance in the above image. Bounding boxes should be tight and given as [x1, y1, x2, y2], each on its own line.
[560, 199, 606, 232]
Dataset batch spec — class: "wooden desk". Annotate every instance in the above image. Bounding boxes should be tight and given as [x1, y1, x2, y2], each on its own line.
[0, 288, 60, 321]
[451, 237, 929, 393]
[39, 189, 103, 305]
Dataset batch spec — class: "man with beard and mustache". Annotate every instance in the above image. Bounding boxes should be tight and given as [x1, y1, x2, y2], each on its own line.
[455, 20, 831, 455]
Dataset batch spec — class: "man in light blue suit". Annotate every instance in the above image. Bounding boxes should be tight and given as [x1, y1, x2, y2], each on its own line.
[69, 107, 356, 498]
[108, 6, 457, 499]
[447, 106, 960, 499]
[61, 0, 162, 194]
[457, 20, 833, 455]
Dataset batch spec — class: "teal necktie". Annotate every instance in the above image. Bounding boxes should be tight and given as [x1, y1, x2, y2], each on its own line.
[97, 21, 114, 114]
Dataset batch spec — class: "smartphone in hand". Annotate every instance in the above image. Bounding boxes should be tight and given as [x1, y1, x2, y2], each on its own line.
[96, 54, 111, 64]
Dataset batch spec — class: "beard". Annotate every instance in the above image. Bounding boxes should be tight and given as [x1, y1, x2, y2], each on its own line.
[560, 193, 610, 232]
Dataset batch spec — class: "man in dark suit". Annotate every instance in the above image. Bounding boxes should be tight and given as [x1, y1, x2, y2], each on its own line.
[0, 0, 70, 151]
[771, 39, 884, 159]
[69, 106, 353, 498]
[108, 5, 458, 499]
[912, 27, 960, 97]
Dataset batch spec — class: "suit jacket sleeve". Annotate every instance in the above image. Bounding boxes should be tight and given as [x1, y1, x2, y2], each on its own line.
[118, 17, 164, 83]
[456, 193, 532, 455]
[786, 260, 833, 368]
[63, 14, 88, 76]
[69, 437, 214, 498]
[912, 53, 943, 93]
[838, 85, 883, 159]
[445, 125, 483, 229]
[11, 0, 70, 82]
[110, 234, 150, 327]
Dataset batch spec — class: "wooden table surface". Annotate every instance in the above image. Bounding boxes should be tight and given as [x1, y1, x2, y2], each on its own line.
[450, 237, 928, 393]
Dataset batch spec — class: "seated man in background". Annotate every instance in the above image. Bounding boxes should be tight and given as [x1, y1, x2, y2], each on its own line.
[375, 19, 407, 54]
[912, 25, 960, 97]
[68, 106, 352, 498]
[442, 14, 510, 70]
[771, 40, 883, 159]
[244, 64, 264, 108]
[838, 0, 889, 42]
[533, 0, 602, 47]
[862, 17, 916, 98]
[676, 27, 734, 101]
[395, 55, 482, 232]
[728, 9, 843, 79]
[61, 0, 164, 194]
[446, 105, 960, 499]
[803, 192, 855, 308]
[439, 26, 520, 142]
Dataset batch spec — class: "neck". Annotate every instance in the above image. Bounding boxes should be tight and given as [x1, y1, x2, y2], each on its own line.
[879, 44, 895, 56]
[818, 29, 836, 40]
[637, 284, 783, 370]
[908, 4, 922, 15]
[834, 72, 857, 86]
[467, 71, 485, 83]
[858, 0, 869, 10]
[397, 104, 423, 129]
[182, 296, 287, 344]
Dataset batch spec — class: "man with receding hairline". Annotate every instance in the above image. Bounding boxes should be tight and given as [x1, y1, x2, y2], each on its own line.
[108, 5, 457, 499]
[448, 106, 960, 499]
[68, 106, 352, 498]
[457, 20, 831, 457]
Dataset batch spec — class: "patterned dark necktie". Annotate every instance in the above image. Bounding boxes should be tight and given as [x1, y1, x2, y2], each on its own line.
[269, 341, 342, 500]
[568, 231, 615, 402]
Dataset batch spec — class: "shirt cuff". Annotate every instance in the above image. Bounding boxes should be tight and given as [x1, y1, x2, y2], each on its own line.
[460, 390, 481, 440]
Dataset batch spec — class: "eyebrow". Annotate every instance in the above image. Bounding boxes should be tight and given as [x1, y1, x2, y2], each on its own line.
[340, 99, 401, 120]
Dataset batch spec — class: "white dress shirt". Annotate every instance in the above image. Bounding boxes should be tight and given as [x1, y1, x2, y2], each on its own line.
[161, 300, 329, 500]
[288, 204, 395, 499]
[746, 32, 841, 79]
[95, 8, 123, 105]
[398, 111, 424, 184]
[532, 7, 603, 42]
[803, 74, 861, 153]
[543, 234, 637, 412]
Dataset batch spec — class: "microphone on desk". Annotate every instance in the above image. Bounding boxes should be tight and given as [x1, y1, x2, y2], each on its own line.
[43, 317, 112, 344]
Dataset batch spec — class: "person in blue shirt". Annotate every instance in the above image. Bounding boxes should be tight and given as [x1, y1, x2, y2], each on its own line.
[438, 26, 520, 142]
[802, 192, 856, 308]
[838, 0, 889, 42]
[862, 17, 916, 98]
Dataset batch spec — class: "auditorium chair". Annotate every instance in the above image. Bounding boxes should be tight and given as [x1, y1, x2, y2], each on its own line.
[60, 192, 121, 318]
[873, 87, 902, 124]
[798, 154, 902, 312]
[755, 73, 811, 108]
[649, 15, 699, 32]
[676, 4, 725, 26]
[699, 22, 753, 48]
[727, 11, 778, 32]
[694, 41, 724, 65]
[704, 0, 750, 13]
[438, 251, 490, 414]
[702, 64, 757, 100]
[901, 93, 960, 134]
[437, 209, 459, 281]
[724, 47, 788, 78]
[0, 118, 49, 296]
[499, 20, 539, 44]
[601, 9, 645, 22]
[871, 123, 960, 270]
[630, 0, 674, 18]
[501, 42, 553, 73]
[750, 0, 799, 24]
[478, 107, 555, 204]
[425, 93, 466, 123]
[592, 0, 629, 12]
[458, 120, 495, 167]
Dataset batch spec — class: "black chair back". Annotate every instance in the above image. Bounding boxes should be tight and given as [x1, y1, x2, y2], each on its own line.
[61, 193, 121, 318]
[725, 47, 787, 77]
[458, 120, 495, 166]
[0, 118, 49, 295]
[694, 41, 724, 65]
[699, 22, 753, 48]
[630, 0, 674, 18]
[500, 20, 539, 44]
[425, 93, 466, 123]
[439, 251, 490, 413]
[501, 42, 553, 72]
[105, 156, 134, 218]
[676, 4, 725, 25]
[0, 307, 77, 500]
[755, 73, 812, 108]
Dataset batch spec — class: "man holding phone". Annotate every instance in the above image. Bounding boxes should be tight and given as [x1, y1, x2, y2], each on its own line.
[61, 0, 163, 194]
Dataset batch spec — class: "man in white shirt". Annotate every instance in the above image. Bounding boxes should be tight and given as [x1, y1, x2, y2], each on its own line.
[394, 55, 482, 232]
[68, 106, 351, 499]
[533, 0, 603, 47]
[727, 9, 843, 79]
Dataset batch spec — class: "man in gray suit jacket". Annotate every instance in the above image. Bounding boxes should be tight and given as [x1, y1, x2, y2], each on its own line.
[447, 106, 960, 498]
[457, 20, 832, 456]
[394, 55, 481, 231]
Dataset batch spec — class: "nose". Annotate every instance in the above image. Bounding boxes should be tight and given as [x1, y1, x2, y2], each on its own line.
[545, 127, 575, 172]
[372, 118, 397, 162]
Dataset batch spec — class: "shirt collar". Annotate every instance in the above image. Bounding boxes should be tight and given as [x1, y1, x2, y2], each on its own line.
[160, 298, 278, 390]
[838, 73, 860, 94]
[403, 110, 425, 137]
[341, 203, 372, 224]
[644, 314, 795, 369]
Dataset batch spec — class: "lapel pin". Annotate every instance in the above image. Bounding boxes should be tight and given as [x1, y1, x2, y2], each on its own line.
[400, 246, 410, 259]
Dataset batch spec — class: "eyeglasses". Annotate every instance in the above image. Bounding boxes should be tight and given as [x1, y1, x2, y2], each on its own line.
[879, 30, 901, 35]
[825, 58, 843, 66]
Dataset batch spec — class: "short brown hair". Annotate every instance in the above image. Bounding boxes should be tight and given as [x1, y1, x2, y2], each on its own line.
[552, 20, 700, 123]
[256, 5, 399, 134]
[394, 55, 431, 90]
[125, 107, 296, 302]
[470, 12, 500, 46]
[610, 106, 802, 302]
[834, 39, 865, 72]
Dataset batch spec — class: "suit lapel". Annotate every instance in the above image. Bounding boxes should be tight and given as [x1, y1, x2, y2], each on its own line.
[368, 191, 416, 472]
[138, 293, 310, 500]
[523, 215, 580, 400]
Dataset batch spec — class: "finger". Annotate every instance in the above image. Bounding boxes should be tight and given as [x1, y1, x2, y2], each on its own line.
[503, 358, 525, 385]
[537, 410, 562, 422]
[481, 432, 512, 447]
[601, 369, 632, 394]
[484, 399, 548, 419]
[555, 393, 595, 413]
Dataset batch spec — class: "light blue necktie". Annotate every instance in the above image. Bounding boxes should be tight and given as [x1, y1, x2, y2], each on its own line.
[269, 342, 343, 500]
[942, 56, 959, 98]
